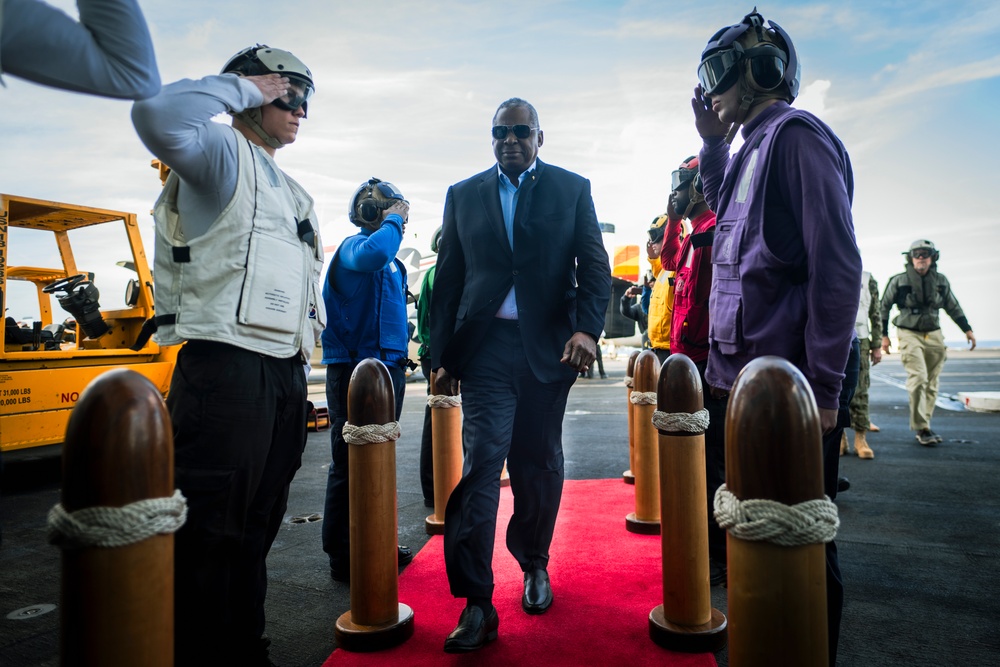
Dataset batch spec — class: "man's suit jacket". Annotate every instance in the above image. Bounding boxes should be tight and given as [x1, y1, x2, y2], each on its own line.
[430, 159, 611, 384]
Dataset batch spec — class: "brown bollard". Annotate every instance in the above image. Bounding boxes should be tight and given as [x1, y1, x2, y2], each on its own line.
[649, 354, 727, 653]
[626, 350, 661, 534]
[425, 373, 463, 535]
[335, 359, 414, 651]
[623, 349, 641, 484]
[724, 356, 829, 666]
[58, 369, 175, 667]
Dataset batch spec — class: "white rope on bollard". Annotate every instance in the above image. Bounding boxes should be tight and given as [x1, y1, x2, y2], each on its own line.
[342, 421, 401, 445]
[427, 394, 462, 409]
[624, 376, 634, 388]
[630, 391, 657, 405]
[47, 489, 188, 549]
[713, 484, 839, 546]
[652, 408, 710, 433]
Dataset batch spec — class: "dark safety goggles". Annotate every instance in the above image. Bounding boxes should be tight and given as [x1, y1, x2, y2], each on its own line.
[492, 124, 537, 140]
[698, 47, 742, 96]
[910, 250, 932, 259]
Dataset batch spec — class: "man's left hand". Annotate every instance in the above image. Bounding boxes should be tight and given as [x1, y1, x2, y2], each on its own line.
[966, 330, 977, 351]
[561, 332, 597, 372]
[819, 407, 838, 434]
[871, 346, 883, 366]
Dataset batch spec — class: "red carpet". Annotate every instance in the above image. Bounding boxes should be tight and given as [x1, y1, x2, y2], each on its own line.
[323, 479, 718, 666]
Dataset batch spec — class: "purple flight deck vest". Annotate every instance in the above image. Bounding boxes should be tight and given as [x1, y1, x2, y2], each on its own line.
[706, 106, 853, 394]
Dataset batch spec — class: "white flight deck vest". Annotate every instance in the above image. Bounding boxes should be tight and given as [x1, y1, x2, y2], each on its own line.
[152, 127, 325, 359]
[854, 270, 871, 340]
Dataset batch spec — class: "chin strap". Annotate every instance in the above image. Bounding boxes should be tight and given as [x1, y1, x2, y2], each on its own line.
[681, 184, 706, 219]
[231, 108, 283, 149]
[725, 83, 756, 145]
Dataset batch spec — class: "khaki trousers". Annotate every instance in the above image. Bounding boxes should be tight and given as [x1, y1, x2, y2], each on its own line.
[898, 328, 947, 431]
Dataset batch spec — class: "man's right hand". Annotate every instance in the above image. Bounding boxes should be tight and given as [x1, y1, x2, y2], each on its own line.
[881, 336, 892, 355]
[625, 285, 642, 298]
[691, 85, 730, 139]
[385, 200, 410, 226]
[243, 73, 290, 106]
[433, 368, 460, 396]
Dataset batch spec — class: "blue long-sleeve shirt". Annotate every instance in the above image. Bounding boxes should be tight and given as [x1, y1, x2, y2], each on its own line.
[321, 215, 409, 365]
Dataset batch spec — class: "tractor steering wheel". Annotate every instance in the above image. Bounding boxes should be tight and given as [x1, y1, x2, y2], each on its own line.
[42, 273, 88, 294]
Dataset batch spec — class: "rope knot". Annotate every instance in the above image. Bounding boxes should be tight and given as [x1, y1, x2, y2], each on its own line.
[714, 484, 839, 547]
[342, 421, 401, 445]
[47, 489, 188, 549]
[652, 408, 710, 433]
[629, 390, 657, 405]
[427, 394, 462, 408]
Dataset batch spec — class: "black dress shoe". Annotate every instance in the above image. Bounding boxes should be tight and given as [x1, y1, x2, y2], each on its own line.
[709, 559, 727, 587]
[398, 545, 413, 566]
[837, 476, 851, 493]
[522, 569, 553, 614]
[443, 605, 499, 653]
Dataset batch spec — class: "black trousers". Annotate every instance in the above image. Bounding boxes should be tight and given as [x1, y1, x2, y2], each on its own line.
[169, 341, 307, 666]
[696, 359, 728, 566]
[444, 319, 575, 599]
[419, 356, 434, 503]
[323, 360, 406, 564]
[821, 335, 860, 667]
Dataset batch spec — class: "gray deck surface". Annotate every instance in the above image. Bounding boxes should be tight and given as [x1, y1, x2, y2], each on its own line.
[2, 349, 998, 666]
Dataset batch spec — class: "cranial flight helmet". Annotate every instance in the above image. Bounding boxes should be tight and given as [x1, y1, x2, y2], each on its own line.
[904, 239, 939, 264]
[671, 155, 704, 220]
[698, 8, 800, 142]
[222, 45, 314, 149]
[349, 178, 406, 227]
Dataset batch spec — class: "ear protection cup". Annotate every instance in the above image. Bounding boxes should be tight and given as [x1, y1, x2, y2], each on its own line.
[358, 197, 381, 223]
[742, 43, 788, 93]
[349, 178, 385, 225]
[349, 177, 406, 227]
[693, 171, 703, 195]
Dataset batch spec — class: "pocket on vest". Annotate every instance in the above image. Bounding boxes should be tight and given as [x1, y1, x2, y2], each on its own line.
[238, 232, 305, 334]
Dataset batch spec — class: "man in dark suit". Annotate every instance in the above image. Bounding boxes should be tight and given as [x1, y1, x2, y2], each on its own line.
[431, 97, 611, 653]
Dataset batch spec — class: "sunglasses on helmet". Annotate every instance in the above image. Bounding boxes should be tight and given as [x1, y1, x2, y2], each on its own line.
[492, 124, 537, 140]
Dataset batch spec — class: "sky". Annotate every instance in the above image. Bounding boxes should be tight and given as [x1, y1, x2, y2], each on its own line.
[3, 0, 999, 342]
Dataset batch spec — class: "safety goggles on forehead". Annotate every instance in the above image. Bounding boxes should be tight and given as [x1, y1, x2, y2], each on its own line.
[492, 124, 537, 140]
[671, 168, 697, 192]
[698, 47, 742, 96]
[372, 180, 405, 201]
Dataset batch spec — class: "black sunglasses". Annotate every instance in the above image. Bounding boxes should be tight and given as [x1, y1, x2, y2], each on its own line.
[911, 251, 932, 259]
[492, 124, 537, 140]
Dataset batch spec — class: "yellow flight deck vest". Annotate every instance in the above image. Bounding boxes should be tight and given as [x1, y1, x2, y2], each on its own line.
[647, 258, 675, 351]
